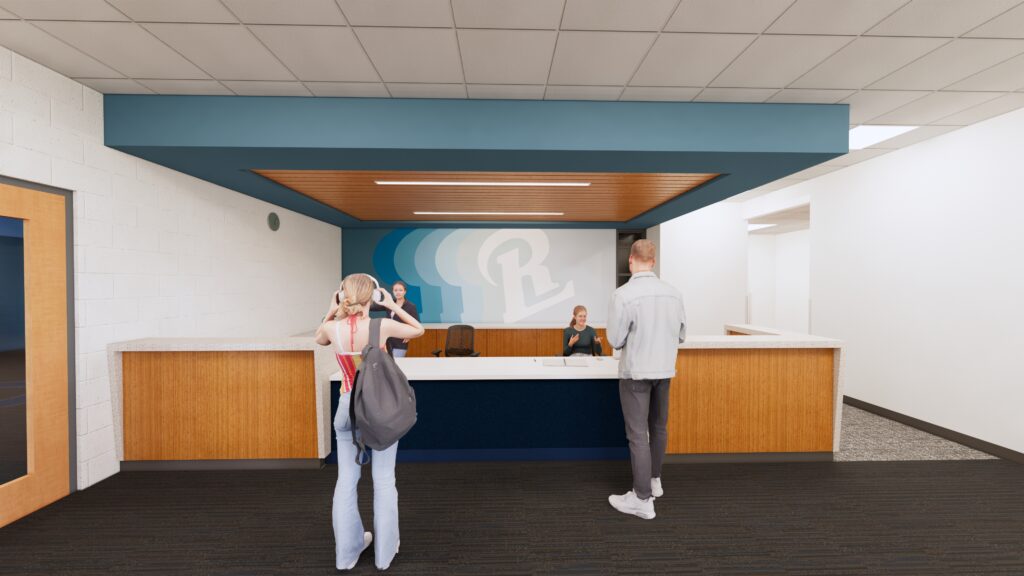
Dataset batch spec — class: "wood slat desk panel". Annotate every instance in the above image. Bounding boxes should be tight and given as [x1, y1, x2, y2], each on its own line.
[668, 348, 835, 454]
[405, 328, 611, 357]
[122, 351, 317, 460]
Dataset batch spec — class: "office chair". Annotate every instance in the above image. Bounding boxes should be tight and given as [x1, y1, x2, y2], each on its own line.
[432, 324, 481, 357]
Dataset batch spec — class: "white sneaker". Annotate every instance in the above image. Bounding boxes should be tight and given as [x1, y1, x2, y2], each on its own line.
[341, 532, 373, 570]
[608, 490, 656, 519]
[651, 477, 664, 498]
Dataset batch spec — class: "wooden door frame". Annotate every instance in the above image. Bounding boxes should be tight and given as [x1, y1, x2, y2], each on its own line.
[0, 175, 76, 527]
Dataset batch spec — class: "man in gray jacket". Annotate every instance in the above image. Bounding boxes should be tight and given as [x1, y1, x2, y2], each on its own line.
[605, 239, 686, 520]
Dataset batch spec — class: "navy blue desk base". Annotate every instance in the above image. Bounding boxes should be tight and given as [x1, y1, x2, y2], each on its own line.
[328, 378, 628, 463]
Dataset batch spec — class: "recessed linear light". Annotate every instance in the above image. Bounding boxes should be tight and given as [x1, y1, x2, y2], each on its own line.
[414, 211, 565, 216]
[747, 223, 777, 232]
[848, 125, 917, 150]
[375, 180, 590, 187]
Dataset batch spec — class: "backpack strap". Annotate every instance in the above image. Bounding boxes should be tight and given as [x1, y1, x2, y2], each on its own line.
[367, 317, 383, 356]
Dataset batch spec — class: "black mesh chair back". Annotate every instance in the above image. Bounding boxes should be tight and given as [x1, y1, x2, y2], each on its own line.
[432, 324, 480, 357]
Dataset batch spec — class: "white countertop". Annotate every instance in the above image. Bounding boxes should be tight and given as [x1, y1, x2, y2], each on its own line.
[332, 356, 620, 382]
[107, 337, 321, 352]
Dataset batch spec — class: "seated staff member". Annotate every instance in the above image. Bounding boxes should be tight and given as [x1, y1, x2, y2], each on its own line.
[563, 305, 603, 356]
[372, 280, 420, 358]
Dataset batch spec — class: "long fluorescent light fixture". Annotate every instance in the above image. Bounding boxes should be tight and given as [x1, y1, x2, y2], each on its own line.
[848, 125, 917, 150]
[414, 211, 565, 216]
[376, 180, 590, 187]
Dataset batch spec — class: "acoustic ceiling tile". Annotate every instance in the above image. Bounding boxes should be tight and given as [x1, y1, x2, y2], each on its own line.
[631, 33, 755, 87]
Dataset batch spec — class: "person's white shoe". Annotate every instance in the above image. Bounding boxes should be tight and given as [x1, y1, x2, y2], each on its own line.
[651, 477, 664, 498]
[608, 490, 656, 519]
[340, 532, 373, 570]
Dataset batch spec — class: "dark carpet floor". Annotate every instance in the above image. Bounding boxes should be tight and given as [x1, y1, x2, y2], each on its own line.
[2, 460, 1023, 575]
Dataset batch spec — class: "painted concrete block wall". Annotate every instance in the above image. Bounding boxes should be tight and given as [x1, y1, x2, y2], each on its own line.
[0, 47, 342, 489]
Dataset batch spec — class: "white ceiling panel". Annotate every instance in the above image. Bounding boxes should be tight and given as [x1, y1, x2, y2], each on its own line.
[33, 21, 209, 79]
[0, 21, 124, 78]
[870, 91, 1002, 124]
[946, 53, 1024, 92]
[0, 0, 128, 21]
[841, 90, 930, 124]
[869, 39, 1024, 90]
[75, 78, 152, 93]
[221, 0, 345, 25]
[386, 83, 467, 99]
[0, 6, 16, 18]
[137, 79, 232, 94]
[768, 89, 855, 103]
[144, 23, 295, 81]
[548, 31, 655, 85]
[768, 0, 909, 35]
[694, 87, 777, 102]
[631, 33, 755, 87]
[452, 0, 564, 29]
[966, 2, 1024, 38]
[544, 85, 622, 100]
[934, 93, 1024, 125]
[865, 125, 960, 148]
[108, 0, 237, 23]
[620, 86, 701, 101]
[824, 148, 891, 166]
[355, 28, 463, 83]
[466, 84, 546, 99]
[867, 0, 1022, 37]
[250, 25, 378, 82]
[791, 37, 948, 90]
[561, 0, 677, 31]
[665, 0, 792, 33]
[711, 35, 853, 88]
[338, 0, 452, 27]
[458, 30, 556, 85]
[305, 82, 389, 97]
[221, 80, 312, 96]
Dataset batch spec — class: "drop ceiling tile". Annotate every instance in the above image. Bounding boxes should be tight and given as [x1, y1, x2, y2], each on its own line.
[467, 84, 546, 99]
[946, 52, 1024, 92]
[0, 6, 16, 18]
[221, 0, 346, 25]
[934, 93, 1024, 125]
[386, 83, 466, 99]
[865, 125, 960, 148]
[250, 25, 378, 82]
[791, 37, 948, 90]
[767, 0, 909, 35]
[338, 0, 452, 27]
[869, 39, 1024, 90]
[665, 0, 792, 33]
[824, 148, 890, 166]
[549, 31, 655, 85]
[75, 78, 153, 94]
[966, 2, 1024, 38]
[0, 21, 124, 78]
[452, 0, 564, 29]
[867, 0, 1022, 37]
[544, 85, 622, 100]
[108, 0, 237, 23]
[221, 81, 312, 96]
[711, 35, 853, 88]
[355, 28, 463, 83]
[561, 0, 677, 31]
[136, 79, 232, 95]
[631, 33, 755, 87]
[841, 90, 930, 123]
[458, 30, 556, 85]
[143, 23, 294, 81]
[34, 21, 209, 79]
[693, 87, 778, 102]
[870, 91, 1002, 124]
[306, 82, 389, 97]
[768, 89, 856, 103]
[0, 0, 128, 21]
[620, 86, 701, 101]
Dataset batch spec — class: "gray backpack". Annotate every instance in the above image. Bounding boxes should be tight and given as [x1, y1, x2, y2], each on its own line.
[348, 318, 417, 464]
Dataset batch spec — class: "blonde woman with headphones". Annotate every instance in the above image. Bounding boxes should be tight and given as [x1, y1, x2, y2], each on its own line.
[315, 273, 424, 571]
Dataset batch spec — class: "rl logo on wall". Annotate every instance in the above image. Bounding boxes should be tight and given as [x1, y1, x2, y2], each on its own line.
[355, 228, 616, 324]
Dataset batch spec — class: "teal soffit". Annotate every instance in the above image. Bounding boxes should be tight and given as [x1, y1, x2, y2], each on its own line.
[104, 96, 848, 229]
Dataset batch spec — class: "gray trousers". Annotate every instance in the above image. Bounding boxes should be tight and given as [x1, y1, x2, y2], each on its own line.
[618, 378, 671, 500]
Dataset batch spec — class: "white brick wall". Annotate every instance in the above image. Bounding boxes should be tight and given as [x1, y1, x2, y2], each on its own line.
[0, 46, 342, 489]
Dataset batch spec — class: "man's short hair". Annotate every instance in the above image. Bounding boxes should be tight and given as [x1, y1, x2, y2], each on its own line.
[630, 239, 656, 262]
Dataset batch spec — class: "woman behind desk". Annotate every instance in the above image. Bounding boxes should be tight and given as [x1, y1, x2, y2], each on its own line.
[564, 305, 603, 356]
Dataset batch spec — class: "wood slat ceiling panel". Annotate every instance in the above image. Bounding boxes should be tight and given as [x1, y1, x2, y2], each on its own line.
[253, 170, 719, 222]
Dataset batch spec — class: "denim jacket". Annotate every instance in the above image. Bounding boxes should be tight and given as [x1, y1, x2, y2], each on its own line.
[606, 271, 687, 380]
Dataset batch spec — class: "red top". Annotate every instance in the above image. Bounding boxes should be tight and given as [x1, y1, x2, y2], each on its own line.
[334, 316, 385, 393]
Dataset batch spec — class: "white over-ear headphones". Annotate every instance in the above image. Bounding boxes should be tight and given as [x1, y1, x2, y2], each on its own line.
[337, 273, 385, 306]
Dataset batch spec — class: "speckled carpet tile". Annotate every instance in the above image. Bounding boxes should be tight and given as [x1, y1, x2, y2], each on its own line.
[837, 405, 997, 462]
